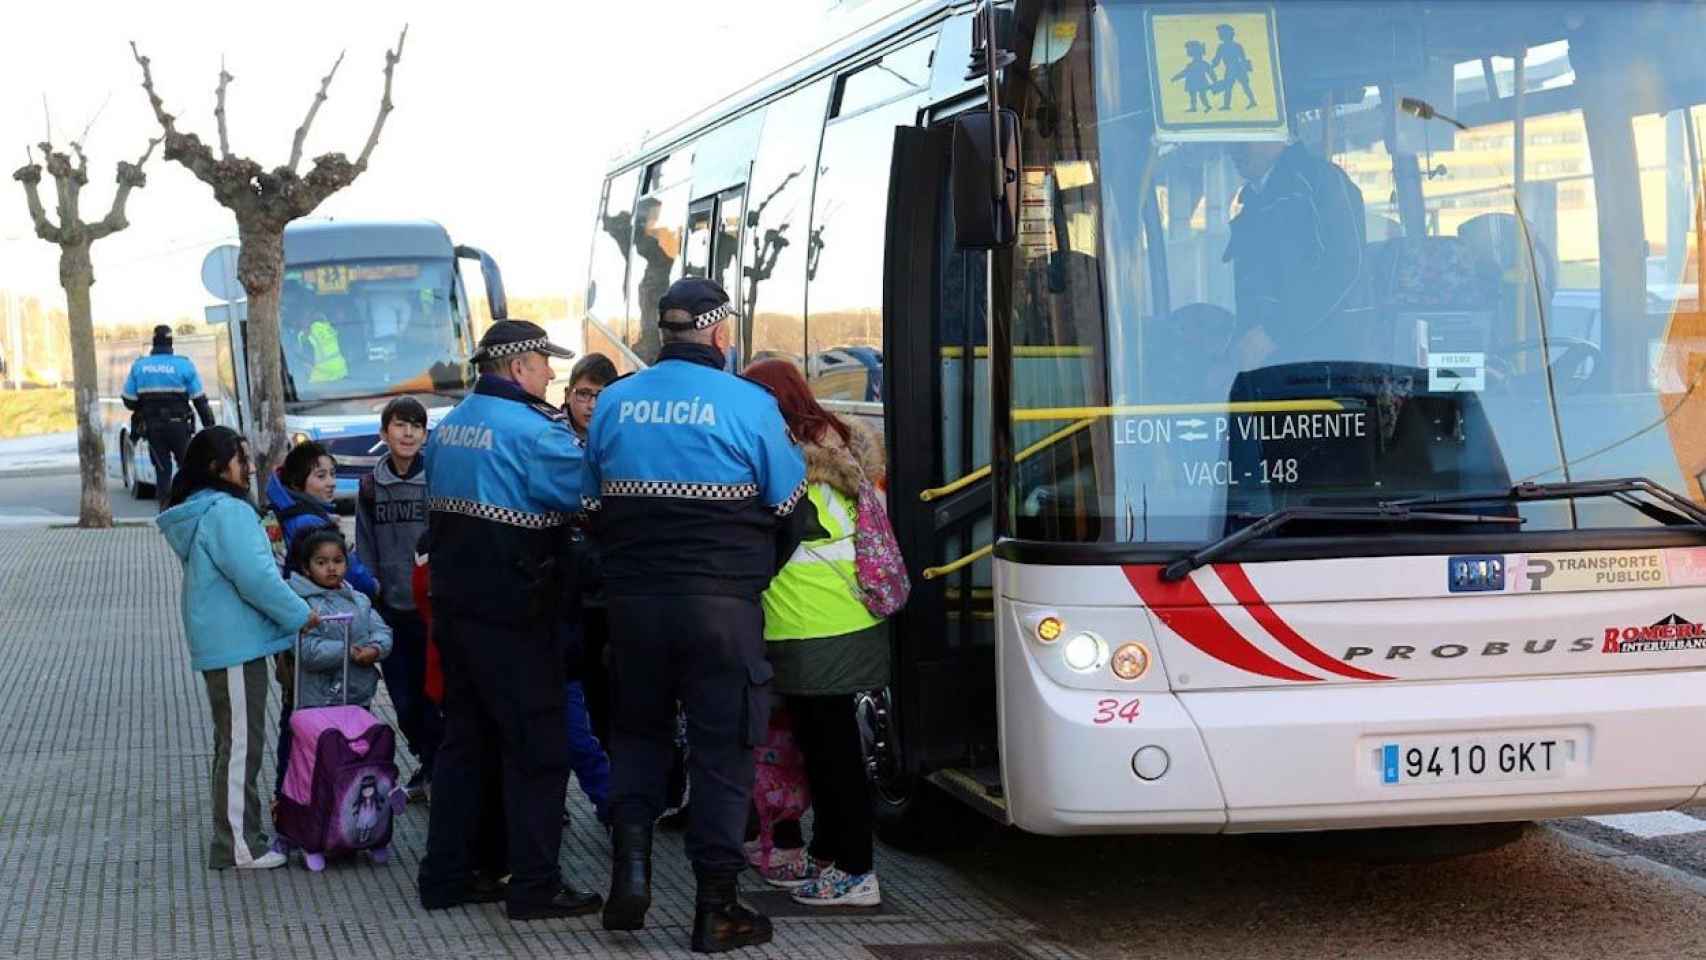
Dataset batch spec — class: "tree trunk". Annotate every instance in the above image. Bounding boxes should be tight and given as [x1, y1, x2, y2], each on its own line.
[237, 225, 288, 482]
[59, 242, 114, 529]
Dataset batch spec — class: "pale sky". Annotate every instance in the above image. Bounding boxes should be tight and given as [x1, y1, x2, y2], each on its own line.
[0, 0, 899, 341]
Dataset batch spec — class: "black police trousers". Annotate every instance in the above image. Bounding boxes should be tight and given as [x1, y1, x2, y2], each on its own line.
[607, 594, 772, 883]
[418, 609, 570, 910]
[144, 416, 192, 510]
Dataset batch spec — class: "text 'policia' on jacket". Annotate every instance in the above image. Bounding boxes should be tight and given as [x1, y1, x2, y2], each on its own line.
[423, 375, 583, 626]
[583, 342, 808, 600]
[122, 349, 213, 424]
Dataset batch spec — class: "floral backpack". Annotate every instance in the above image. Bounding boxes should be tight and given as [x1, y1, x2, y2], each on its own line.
[849, 465, 911, 617]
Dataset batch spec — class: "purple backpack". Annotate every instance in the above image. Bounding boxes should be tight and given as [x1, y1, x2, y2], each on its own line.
[851, 472, 910, 617]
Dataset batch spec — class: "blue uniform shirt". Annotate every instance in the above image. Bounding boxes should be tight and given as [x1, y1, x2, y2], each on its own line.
[583, 342, 807, 598]
[424, 374, 582, 623]
[123, 353, 205, 405]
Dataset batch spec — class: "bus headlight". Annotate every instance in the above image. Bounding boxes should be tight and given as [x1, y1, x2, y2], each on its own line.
[1062, 632, 1105, 673]
[1035, 615, 1065, 644]
[1110, 642, 1150, 681]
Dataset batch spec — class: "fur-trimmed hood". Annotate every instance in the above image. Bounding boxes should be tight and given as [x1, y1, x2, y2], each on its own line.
[803, 419, 885, 498]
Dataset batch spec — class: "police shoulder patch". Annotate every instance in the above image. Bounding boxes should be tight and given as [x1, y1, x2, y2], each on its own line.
[526, 400, 569, 423]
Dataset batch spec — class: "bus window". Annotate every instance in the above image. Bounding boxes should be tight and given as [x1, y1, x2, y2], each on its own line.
[1004, 0, 1706, 544]
[629, 153, 693, 365]
[683, 198, 715, 279]
[588, 168, 639, 366]
[745, 79, 830, 371]
[712, 185, 746, 311]
[807, 93, 923, 402]
[832, 33, 936, 119]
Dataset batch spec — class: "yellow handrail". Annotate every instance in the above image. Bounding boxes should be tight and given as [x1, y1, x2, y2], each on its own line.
[940, 345, 1094, 358]
[922, 544, 994, 581]
[1013, 399, 1345, 422]
[919, 418, 1095, 502]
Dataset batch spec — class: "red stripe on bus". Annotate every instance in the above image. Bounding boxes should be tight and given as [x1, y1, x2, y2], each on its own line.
[1122, 566, 1321, 683]
[1212, 563, 1394, 682]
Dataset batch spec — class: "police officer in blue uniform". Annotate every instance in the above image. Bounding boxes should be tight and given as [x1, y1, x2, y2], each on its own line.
[584, 278, 810, 953]
[416, 319, 603, 921]
[122, 325, 215, 509]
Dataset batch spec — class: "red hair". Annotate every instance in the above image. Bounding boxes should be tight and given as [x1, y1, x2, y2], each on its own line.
[743, 359, 851, 448]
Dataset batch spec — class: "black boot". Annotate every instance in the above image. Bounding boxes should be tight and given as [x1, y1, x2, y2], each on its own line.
[690, 875, 773, 954]
[602, 822, 653, 931]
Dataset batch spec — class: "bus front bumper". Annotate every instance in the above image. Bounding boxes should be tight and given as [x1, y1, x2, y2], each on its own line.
[1000, 658, 1706, 835]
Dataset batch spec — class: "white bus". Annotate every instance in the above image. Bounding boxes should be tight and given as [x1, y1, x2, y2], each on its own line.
[585, 0, 1706, 843]
[116, 220, 507, 503]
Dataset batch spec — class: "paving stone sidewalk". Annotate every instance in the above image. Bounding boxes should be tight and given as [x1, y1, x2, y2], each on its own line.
[0, 527, 1082, 960]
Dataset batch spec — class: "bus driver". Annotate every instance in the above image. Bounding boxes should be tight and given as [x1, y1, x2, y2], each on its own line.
[1220, 139, 1373, 372]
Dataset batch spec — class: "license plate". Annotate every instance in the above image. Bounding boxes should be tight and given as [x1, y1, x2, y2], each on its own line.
[1379, 736, 1572, 785]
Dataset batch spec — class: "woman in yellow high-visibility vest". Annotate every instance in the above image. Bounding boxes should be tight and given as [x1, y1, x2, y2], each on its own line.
[743, 359, 888, 909]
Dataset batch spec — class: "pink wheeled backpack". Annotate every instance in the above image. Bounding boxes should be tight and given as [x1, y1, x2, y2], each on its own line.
[273, 614, 407, 871]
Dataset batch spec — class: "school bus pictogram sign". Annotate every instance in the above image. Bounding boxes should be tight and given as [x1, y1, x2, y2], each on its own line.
[1145, 5, 1288, 142]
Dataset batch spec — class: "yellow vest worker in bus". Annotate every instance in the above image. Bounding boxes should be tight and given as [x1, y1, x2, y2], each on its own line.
[302, 313, 349, 383]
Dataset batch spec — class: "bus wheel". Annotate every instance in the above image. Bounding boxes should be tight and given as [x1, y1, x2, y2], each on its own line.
[858, 688, 988, 852]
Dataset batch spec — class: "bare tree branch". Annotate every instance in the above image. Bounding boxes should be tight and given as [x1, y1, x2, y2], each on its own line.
[41, 143, 78, 229]
[89, 137, 160, 240]
[288, 49, 345, 173]
[354, 25, 407, 170]
[215, 57, 234, 159]
[43, 93, 52, 144]
[129, 42, 177, 137]
[132, 41, 258, 212]
[12, 155, 61, 244]
[76, 91, 113, 148]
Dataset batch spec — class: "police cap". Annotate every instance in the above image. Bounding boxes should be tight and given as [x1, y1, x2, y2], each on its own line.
[658, 277, 735, 331]
[472, 319, 576, 363]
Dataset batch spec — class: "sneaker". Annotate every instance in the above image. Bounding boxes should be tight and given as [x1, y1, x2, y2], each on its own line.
[237, 850, 288, 871]
[790, 867, 880, 907]
[758, 849, 822, 889]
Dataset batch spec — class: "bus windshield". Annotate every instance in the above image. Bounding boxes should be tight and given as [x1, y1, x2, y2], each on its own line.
[1010, 0, 1706, 545]
[279, 257, 471, 409]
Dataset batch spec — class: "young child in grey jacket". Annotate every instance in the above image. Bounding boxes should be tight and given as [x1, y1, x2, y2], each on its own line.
[290, 529, 394, 709]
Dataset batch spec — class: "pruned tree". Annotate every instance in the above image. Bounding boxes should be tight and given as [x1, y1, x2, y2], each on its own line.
[130, 28, 406, 478]
[13, 135, 159, 528]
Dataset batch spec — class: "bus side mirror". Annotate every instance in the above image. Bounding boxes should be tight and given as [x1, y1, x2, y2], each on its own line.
[951, 109, 1021, 250]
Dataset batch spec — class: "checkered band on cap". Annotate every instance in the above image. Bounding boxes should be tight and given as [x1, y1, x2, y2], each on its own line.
[602, 479, 760, 501]
[428, 496, 565, 529]
[773, 479, 807, 517]
[692, 302, 735, 329]
[478, 337, 554, 360]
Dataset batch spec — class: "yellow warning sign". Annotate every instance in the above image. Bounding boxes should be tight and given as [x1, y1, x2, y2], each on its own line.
[1145, 6, 1288, 142]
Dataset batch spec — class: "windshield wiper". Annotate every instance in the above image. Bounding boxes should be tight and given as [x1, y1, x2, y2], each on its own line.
[1161, 504, 1521, 582]
[1383, 477, 1706, 530]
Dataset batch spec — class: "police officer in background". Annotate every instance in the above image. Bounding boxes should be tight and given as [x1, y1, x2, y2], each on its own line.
[122, 325, 215, 510]
[584, 278, 809, 953]
[416, 319, 603, 921]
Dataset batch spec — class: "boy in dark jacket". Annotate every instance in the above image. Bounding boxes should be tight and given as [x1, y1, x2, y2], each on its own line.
[356, 396, 441, 801]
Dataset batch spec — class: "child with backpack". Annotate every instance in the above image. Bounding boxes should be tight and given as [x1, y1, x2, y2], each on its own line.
[356, 396, 441, 802]
[274, 528, 406, 870]
[267, 440, 380, 794]
[288, 529, 394, 709]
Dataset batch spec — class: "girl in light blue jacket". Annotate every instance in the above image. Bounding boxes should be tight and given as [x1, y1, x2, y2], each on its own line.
[157, 427, 315, 871]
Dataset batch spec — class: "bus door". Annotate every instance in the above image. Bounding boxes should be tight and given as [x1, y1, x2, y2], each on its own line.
[882, 118, 1006, 819]
[684, 186, 749, 362]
